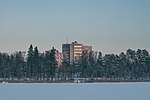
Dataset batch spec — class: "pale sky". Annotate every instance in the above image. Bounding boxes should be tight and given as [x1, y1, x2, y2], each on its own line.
[0, 0, 150, 54]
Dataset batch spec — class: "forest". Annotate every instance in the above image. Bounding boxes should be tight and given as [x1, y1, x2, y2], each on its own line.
[0, 44, 150, 82]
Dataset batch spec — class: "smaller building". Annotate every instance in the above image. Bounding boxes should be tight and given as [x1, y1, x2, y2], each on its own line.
[45, 49, 63, 68]
[82, 45, 92, 54]
[56, 51, 63, 68]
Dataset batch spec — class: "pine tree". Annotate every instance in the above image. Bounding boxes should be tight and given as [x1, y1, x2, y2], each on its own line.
[44, 47, 57, 81]
[89, 51, 97, 79]
[49, 47, 57, 81]
[80, 50, 89, 79]
[27, 44, 34, 79]
[96, 52, 103, 78]
[119, 52, 127, 79]
[14, 51, 25, 80]
[61, 52, 70, 80]
[33, 46, 40, 80]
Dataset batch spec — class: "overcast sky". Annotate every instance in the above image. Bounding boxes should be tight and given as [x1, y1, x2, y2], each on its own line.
[0, 0, 150, 54]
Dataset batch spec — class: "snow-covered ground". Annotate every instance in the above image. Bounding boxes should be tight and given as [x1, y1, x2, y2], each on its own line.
[0, 83, 149, 100]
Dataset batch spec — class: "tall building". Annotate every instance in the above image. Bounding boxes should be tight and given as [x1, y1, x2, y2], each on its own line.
[62, 43, 71, 64]
[62, 41, 92, 64]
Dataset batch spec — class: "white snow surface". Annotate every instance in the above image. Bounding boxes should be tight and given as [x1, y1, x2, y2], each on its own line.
[0, 82, 150, 100]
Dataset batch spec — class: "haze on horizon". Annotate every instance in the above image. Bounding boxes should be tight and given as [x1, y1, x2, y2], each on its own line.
[0, 0, 150, 54]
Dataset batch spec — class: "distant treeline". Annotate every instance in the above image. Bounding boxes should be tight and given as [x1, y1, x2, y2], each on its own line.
[0, 44, 150, 81]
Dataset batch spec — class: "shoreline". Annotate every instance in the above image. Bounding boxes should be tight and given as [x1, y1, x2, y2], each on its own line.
[1, 79, 150, 83]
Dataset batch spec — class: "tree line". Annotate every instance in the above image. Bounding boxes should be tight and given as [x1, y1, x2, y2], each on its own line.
[0, 44, 150, 81]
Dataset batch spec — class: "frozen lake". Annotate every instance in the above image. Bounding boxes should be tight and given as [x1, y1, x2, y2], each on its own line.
[0, 82, 150, 100]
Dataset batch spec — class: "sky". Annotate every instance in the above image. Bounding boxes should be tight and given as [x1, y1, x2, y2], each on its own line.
[0, 0, 150, 54]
